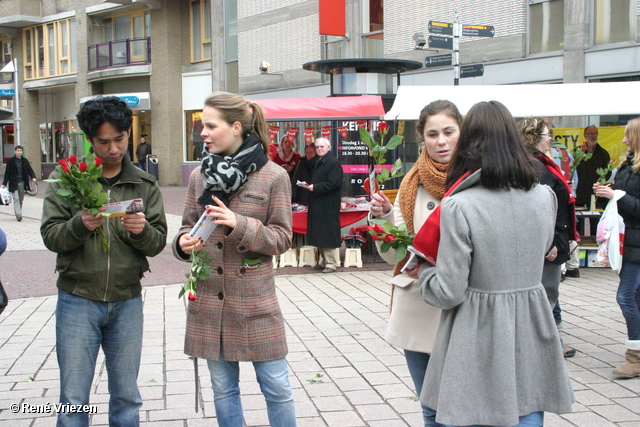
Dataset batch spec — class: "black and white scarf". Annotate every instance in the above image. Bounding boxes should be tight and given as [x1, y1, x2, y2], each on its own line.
[197, 132, 268, 207]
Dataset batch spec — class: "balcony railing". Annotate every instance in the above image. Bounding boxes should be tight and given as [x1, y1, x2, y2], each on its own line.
[88, 38, 151, 72]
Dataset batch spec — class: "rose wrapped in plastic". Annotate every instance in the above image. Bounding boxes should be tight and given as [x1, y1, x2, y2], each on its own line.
[44, 152, 109, 251]
[368, 219, 415, 262]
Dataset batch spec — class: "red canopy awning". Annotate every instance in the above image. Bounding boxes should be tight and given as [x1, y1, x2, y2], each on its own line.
[251, 96, 386, 121]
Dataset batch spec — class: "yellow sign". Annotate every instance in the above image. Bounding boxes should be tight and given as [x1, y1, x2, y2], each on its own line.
[553, 126, 627, 165]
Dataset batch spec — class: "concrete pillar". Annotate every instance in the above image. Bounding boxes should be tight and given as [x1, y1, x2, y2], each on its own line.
[211, 0, 225, 92]
[345, 0, 362, 58]
[149, 1, 183, 185]
[562, 0, 589, 127]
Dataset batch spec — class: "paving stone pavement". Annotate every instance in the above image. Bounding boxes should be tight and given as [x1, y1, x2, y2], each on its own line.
[1, 183, 639, 426]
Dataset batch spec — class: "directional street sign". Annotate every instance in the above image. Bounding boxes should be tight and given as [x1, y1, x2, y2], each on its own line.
[428, 21, 453, 36]
[462, 24, 495, 38]
[0, 89, 15, 97]
[424, 53, 453, 68]
[460, 64, 484, 78]
[428, 35, 453, 50]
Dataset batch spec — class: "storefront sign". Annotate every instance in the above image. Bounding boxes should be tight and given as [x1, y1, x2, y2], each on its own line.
[0, 89, 15, 97]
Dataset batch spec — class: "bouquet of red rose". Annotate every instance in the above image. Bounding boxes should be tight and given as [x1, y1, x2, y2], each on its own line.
[44, 152, 110, 251]
[368, 219, 415, 262]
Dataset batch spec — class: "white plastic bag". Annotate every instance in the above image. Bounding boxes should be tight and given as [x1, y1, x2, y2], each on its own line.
[0, 187, 11, 206]
[596, 190, 626, 273]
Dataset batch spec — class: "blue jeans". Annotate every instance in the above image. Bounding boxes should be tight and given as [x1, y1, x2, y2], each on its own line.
[423, 407, 543, 427]
[56, 291, 143, 427]
[405, 350, 442, 427]
[207, 353, 296, 427]
[618, 261, 640, 340]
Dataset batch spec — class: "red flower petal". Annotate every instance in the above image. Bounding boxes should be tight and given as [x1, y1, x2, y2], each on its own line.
[68, 155, 77, 165]
[95, 157, 104, 167]
[188, 292, 196, 301]
[79, 162, 87, 172]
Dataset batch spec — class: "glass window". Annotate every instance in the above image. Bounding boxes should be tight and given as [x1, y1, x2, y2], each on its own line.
[22, 18, 76, 80]
[190, 0, 212, 62]
[595, 0, 636, 45]
[529, 0, 564, 54]
[361, 0, 383, 58]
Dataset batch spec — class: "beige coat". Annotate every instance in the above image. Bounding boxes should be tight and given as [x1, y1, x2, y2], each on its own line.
[374, 185, 442, 353]
[173, 163, 292, 362]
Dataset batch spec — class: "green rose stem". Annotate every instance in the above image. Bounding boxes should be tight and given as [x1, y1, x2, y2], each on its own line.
[179, 249, 212, 301]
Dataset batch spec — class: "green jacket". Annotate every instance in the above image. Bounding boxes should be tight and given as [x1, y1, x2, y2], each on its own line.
[41, 154, 167, 302]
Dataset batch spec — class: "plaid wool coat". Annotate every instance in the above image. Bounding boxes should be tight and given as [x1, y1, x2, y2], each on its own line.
[173, 162, 292, 361]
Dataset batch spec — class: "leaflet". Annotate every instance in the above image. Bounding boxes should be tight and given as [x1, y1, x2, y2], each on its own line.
[188, 210, 218, 241]
[400, 245, 436, 274]
[102, 199, 144, 218]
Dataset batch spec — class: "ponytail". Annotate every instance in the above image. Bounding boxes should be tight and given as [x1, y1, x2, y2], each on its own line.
[247, 101, 270, 154]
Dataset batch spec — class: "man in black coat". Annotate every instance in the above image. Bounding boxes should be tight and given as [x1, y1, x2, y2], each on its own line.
[2, 145, 37, 222]
[305, 138, 343, 273]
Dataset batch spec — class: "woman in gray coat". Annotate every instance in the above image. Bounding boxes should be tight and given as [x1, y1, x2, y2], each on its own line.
[416, 101, 574, 426]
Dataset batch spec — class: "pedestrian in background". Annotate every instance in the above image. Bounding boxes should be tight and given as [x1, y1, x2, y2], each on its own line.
[594, 117, 640, 378]
[291, 143, 317, 205]
[369, 100, 461, 426]
[417, 101, 574, 426]
[41, 96, 168, 426]
[174, 91, 296, 426]
[272, 135, 301, 181]
[301, 137, 343, 273]
[2, 145, 37, 222]
[136, 136, 152, 171]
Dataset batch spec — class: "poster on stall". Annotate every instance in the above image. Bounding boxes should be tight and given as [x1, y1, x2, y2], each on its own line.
[553, 126, 626, 164]
[336, 120, 400, 197]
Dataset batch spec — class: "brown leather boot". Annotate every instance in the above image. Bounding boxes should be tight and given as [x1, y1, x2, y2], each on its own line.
[612, 342, 640, 378]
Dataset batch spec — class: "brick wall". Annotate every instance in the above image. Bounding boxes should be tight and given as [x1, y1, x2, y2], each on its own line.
[239, 15, 321, 77]
[384, 0, 527, 55]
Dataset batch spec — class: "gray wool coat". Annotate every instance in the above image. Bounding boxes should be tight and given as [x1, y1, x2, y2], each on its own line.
[173, 162, 292, 362]
[418, 170, 574, 427]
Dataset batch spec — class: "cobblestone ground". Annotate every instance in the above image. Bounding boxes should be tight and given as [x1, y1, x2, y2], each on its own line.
[0, 181, 638, 426]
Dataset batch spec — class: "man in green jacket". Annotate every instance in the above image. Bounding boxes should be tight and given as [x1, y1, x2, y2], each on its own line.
[41, 96, 167, 426]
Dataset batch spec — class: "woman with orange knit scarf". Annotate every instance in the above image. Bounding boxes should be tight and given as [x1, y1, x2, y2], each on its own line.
[369, 100, 462, 426]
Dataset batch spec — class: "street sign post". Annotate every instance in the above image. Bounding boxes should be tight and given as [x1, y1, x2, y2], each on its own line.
[428, 21, 453, 36]
[428, 35, 453, 50]
[424, 54, 453, 68]
[462, 25, 495, 38]
[460, 64, 484, 78]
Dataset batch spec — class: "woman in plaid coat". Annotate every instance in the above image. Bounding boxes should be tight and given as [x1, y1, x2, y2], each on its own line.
[173, 92, 295, 427]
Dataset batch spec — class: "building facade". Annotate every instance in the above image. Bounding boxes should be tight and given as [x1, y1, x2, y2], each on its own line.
[0, 0, 638, 184]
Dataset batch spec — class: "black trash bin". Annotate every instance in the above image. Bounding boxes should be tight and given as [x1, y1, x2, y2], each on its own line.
[147, 155, 159, 180]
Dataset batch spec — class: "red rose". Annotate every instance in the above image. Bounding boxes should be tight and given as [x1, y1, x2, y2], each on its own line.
[79, 162, 87, 172]
[95, 157, 103, 167]
[68, 155, 77, 165]
[61, 164, 70, 174]
[59, 158, 68, 167]
[373, 224, 385, 233]
[371, 234, 384, 241]
[367, 225, 374, 231]
[378, 121, 388, 134]
[188, 292, 196, 301]
[384, 234, 396, 242]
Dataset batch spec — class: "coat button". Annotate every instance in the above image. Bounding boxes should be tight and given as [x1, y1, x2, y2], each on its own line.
[427, 201, 435, 210]
[216, 242, 223, 249]
[217, 267, 223, 275]
[239, 267, 246, 274]
[217, 292, 224, 300]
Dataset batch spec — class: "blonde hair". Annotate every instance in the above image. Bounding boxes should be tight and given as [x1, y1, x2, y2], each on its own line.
[204, 92, 270, 153]
[625, 117, 640, 173]
[517, 117, 548, 151]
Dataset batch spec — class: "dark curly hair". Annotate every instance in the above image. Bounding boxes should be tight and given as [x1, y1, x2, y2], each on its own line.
[76, 96, 133, 141]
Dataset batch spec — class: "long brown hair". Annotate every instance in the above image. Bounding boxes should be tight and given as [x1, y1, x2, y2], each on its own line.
[447, 101, 538, 190]
[204, 92, 270, 153]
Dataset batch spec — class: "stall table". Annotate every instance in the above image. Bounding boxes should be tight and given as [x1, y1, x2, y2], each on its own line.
[292, 210, 368, 234]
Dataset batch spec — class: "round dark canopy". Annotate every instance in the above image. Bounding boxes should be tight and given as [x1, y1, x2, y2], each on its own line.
[303, 58, 422, 75]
